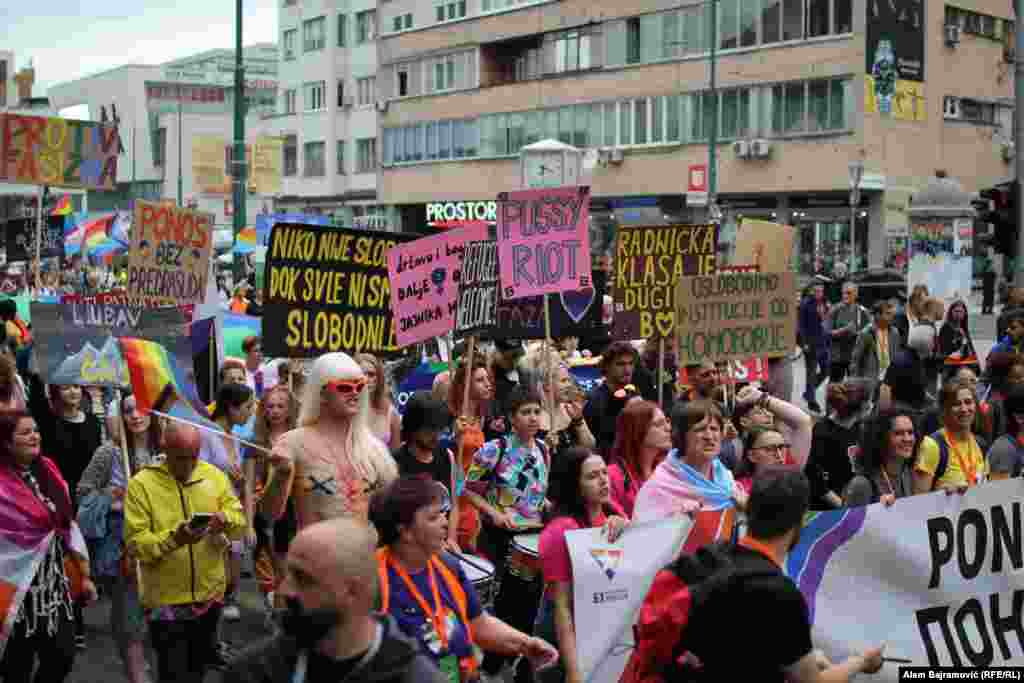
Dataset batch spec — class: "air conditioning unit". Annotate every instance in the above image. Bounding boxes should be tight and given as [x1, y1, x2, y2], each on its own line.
[1003, 141, 1015, 162]
[342, 96, 354, 108]
[376, 100, 389, 113]
[608, 148, 624, 164]
[597, 147, 611, 166]
[943, 96, 962, 119]
[751, 139, 772, 159]
[945, 24, 961, 47]
[733, 140, 750, 159]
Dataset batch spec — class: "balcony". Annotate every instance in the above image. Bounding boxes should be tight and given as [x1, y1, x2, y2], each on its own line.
[480, 26, 602, 89]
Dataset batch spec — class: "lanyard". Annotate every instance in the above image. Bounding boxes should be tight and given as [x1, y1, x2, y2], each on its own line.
[944, 430, 979, 487]
[738, 536, 783, 568]
[387, 553, 449, 652]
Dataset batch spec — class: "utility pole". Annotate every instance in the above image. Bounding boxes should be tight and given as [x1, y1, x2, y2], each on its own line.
[177, 100, 183, 206]
[232, 0, 247, 281]
[1016, 0, 1024, 286]
[707, 0, 718, 214]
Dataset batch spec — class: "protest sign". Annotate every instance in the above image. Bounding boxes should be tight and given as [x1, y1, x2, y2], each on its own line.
[496, 186, 592, 301]
[674, 272, 797, 364]
[733, 219, 795, 273]
[4, 216, 65, 262]
[31, 302, 192, 387]
[0, 272, 26, 296]
[495, 269, 607, 341]
[0, 113, 120, 190]
[128, 201, 213, 305]
[780, 479, 1024, 678]
[263, 224, 414, 358]
[388, 223, 488, 347]
[455, 240, 500, 337]
[566, 518, 691, 683]
[614, 225, 717, 340]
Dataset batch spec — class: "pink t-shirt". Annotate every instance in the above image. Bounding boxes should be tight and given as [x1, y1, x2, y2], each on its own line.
[608, 463, 638, 519]
[539, 514, 605, 585]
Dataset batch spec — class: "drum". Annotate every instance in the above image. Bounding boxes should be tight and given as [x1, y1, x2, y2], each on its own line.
[508, 532, 541, 582]
[458, 554, 496, 611]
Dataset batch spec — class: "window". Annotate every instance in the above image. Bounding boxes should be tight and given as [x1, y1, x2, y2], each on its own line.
[303, 16, 326, 52]
[947, 6, 1001, 40]
[807, 0, 829, 38]
[720, 89, 750, 139]
[552, 29, 595, 73]
[304, 141, 325, 177]
[834, 0, 852, 34]
[337, 14, 348, 47]
[357, 77, 376, 106]
[357, 138, 378, 172]
[283, 89, 297, 114]
[397, 67, 409, 97]
[337, 81, 347, 107]
[393, 13, 412, 32]
[356, 10, 377, 43]
[626, 18, 641, 64]
[283, 29, 297, 59]
[336, 140, 346, 174]
[439, 121, 451, 159]
[771, 78, 848, 134]
[436, 1, 466, 22]
[720, 0, 739, 49]
[283, 135, 297, 176]
[425, 52, 472, 92]
[153, 128, 166, 167]
[303, 81, 326, 111]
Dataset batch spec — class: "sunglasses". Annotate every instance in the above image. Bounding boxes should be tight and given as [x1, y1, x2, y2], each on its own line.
[323, 378, 367, 396]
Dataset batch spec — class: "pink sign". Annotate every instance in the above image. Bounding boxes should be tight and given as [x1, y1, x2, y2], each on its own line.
[497, 185, 592, 301]
[387, 222, 489, 347]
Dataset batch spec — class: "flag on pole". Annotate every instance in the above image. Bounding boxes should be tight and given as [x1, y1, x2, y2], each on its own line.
[51, 195, 72, 216]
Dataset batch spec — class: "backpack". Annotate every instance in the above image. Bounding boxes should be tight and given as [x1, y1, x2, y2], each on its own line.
[928, 430, 986, 491]
[622, 543, 779, 683]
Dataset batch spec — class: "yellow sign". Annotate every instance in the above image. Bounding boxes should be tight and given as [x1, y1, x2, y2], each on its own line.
[865, 76, 926, 122]
[191, 135, 282, 196]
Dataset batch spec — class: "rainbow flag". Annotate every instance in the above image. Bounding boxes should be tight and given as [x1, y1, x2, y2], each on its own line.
[233, 226, 258, 255]
[51, 194, 72, 216]
[119, 337, 204, 417]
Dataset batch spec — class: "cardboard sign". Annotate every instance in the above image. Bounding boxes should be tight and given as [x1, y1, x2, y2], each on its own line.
[262, 224, 414, 358]
[128, 201, 214, 305]
[733, 219, 795, 274]
[614, 225, 718, 340]
[495, 269, 607, 340]
[387, 222, 488, 347]
[497, 185, 592, 300]
[455, 240, 500, 337]
[674, 272, 797, 364]
[31, 303, 192, 387]
[5, 216, 66, 262]
[0, 114, 120, 190]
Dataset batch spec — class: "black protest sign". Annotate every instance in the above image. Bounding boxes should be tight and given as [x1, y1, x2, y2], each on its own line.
[455, 240, 499, 337]
[5, 216, 65, 262]
[494, 269, 607, 340]
[263, 224, 415, 358]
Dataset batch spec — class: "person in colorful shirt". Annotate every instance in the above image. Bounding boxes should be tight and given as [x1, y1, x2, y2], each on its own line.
[913, 379, 988, 494]
[370, 476, 557, 683]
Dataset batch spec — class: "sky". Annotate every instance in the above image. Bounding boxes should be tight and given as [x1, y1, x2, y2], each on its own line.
[2, 0, 279, 97]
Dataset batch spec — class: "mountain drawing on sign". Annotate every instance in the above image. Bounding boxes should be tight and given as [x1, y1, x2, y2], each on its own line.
[53, 336, 128, 386]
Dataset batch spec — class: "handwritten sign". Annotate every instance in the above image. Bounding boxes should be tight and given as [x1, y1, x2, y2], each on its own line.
[496, 269, 607, 340]
[455, 240, 499, 337]
[387, 223, 488, 347]
[0, 114, 120, 190]
[31, 303, 191, 387]
[674, 272, 797, 364]
[4, 216, 65, 262]
[734, 219, 795, 274]
[497, 185, 592, 300]
[263, 224, 414, 358]
[0, 271, 26, 296]
[128, 200, 213, 305]
[614, 225, 717, 340]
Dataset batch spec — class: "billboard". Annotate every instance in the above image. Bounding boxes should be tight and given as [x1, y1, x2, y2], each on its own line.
[192, 135, 282, 196]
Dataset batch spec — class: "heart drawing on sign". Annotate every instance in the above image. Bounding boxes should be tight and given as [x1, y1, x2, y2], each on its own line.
[560, 287, 596, 324]
[655, 312, 674, 338]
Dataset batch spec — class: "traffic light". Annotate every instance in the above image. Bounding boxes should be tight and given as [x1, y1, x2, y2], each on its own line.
[979, 184, 1017, 255]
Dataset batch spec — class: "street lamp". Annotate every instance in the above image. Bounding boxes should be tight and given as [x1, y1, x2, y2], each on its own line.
[848, 160, 864, 272]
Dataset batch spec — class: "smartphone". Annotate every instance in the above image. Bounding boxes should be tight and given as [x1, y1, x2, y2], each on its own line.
[188, 513, 213, 532]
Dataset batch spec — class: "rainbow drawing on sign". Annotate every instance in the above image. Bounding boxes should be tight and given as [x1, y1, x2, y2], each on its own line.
[785, 507, 867, 625]
[589, 548, 624, 581]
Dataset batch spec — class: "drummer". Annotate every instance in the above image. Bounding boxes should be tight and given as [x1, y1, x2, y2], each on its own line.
[464, 386, 551, 677]
[537, 448, 627, 683]
[369, 476, 558, 682]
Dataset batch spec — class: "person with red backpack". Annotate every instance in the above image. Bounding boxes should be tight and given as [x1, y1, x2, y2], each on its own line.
[624, 469, 886, 683]
[369, 476, 557, 683]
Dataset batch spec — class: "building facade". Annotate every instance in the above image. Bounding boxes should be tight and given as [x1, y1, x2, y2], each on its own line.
[375, 0, 1014, 275]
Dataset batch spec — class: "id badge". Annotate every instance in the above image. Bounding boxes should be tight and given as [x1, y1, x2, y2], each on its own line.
[439, 655, 460, 683]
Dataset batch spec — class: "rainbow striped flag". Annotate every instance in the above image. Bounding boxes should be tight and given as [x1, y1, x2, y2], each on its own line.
[119, 337, 204, 417]
[51, 194, 72, 216]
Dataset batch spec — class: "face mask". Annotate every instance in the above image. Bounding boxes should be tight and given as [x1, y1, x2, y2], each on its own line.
[279, 597, 340, 649]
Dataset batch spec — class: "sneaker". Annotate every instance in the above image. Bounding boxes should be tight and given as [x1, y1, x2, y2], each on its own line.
[222, 602, 242, 622]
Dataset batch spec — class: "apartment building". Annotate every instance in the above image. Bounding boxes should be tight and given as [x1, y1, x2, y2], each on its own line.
[264, 0, 390, 229]
[376, 0, 1014, 274]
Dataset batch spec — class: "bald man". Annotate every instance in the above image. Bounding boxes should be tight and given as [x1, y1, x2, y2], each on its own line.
[225, 519, 447, 683]
[124, 421, 246, 683]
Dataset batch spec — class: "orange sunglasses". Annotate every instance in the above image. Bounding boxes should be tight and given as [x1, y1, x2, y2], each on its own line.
[324, 378, 368, 396]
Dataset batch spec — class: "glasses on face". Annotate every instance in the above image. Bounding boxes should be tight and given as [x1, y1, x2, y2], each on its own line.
[752, 443, 789, 455]
[324, 378, 367, 396]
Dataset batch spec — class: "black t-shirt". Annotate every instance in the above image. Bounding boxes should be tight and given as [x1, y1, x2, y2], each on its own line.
[307, 648, 368, 682]
[686, 546, 813, 682]
[393, 444, 455, 499]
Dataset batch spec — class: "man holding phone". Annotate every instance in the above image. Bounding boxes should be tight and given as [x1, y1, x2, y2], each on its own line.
[125, 421, 247, 683]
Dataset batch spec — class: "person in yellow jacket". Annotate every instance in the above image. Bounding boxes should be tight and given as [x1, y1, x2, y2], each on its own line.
[124, 421, 246, 683]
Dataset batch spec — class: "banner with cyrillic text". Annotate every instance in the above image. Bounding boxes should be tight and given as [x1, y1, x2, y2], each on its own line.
[566, 517, 691, 683]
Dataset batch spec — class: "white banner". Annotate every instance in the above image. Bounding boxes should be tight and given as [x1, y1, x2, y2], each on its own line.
[788, 478, 1024, 680]
[566, 517, 691, 683]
